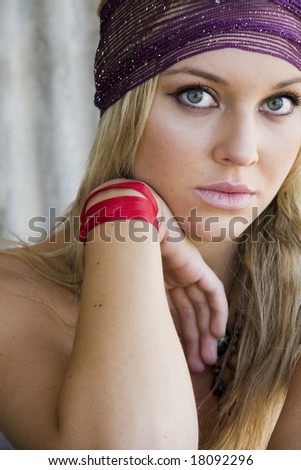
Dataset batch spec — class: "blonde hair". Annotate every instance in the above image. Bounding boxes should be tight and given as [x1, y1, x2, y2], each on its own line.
[2, 0, 301, 449]
[205, 149, 301, 449]
[1, 74, 159, 295]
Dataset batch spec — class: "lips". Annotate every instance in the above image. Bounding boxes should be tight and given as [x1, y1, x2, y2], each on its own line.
[194, 181, 256, 210]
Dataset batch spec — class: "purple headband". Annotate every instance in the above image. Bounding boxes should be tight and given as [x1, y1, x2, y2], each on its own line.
[94, 0, 301, 115]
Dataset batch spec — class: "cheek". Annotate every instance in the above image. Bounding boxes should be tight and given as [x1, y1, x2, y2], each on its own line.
[260, 123, 300, 181]
[132, 105, 212, 184]
[257, 146, 300, 214]
[266, 146, 299, 183]
[133, 116, 186, 181]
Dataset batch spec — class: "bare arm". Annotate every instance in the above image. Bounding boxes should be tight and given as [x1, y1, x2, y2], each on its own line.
[0, 182, 227, 449]
[0, 187, 199, 449]
[57, 219, 199, 449]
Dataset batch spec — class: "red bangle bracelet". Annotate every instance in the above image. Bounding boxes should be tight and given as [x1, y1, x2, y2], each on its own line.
[79, 181, 159, 243]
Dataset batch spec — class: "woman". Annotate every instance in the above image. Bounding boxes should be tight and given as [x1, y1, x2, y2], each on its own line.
[0, 0, 301, 449]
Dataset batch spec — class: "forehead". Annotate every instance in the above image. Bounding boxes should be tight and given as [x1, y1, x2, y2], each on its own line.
[162, 48, 301, 89]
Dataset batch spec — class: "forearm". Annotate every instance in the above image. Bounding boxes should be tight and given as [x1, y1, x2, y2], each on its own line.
[57, 222, 198, 449]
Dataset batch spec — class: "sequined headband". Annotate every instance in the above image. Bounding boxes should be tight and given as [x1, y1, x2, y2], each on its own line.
[94, 0, 301, 115]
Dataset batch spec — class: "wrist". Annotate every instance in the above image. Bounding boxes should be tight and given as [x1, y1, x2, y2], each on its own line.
[79, 180, 160, 244]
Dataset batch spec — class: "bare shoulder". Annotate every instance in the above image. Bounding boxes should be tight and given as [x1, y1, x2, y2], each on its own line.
[0, 250, 78, 448]
[0, 250, 78, 327]
[268, 359, 301, 449]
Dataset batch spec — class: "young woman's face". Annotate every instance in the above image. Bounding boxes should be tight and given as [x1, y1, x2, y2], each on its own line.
[132, 49, 301, 242]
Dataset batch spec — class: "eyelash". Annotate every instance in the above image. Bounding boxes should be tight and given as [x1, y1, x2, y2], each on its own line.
[275, 92, 301, 106]
[261, 92, 301, 115]
[169, 83, 301, 115]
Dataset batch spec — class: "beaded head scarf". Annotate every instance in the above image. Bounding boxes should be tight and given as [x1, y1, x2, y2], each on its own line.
[94, 0, 301, 114]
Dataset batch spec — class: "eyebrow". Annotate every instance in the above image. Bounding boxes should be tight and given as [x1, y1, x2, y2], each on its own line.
[163, 67, 301, 89]
[275, 78, 301, 88]
[162, 67, 229, 85]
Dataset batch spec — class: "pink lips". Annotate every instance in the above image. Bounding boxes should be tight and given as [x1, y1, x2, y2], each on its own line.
[195, 181, 255, 210]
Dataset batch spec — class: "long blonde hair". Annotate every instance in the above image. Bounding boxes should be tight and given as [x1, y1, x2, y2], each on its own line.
[2, 0, 301, 449]
[205, 150, 301, 448]
[1, 74, 159, 294]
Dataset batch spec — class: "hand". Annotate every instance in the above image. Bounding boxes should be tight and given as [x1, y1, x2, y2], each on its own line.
[156, 193, 228, 374]
[84, 178, 228, 373]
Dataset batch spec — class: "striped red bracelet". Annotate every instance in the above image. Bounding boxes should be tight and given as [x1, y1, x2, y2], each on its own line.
[79, 181, 159, 243]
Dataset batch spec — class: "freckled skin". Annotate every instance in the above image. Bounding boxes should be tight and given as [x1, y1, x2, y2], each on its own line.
[132, 49, 301, 244]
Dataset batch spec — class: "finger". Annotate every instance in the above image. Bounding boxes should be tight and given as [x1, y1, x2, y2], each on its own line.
[170, 288, 205, 373]
[199, 333, 219, 366]
[196, 266, 228, 338]
[165, 289, 183, 337]
[185, 285, 218, 365]
[185, 285, 210, 333]
[163, 236, 229, 333]
[165, 288, 176, 313]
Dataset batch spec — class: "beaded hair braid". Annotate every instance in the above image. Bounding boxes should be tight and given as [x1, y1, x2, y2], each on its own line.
[94, 0, 301, 114]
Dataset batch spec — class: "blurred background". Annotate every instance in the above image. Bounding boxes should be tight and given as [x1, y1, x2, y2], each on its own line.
[0, 0, 99, 243]
[0, 0, 100, 449]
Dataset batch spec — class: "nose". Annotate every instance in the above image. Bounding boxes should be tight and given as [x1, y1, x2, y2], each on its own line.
[212, 110, 259, 167]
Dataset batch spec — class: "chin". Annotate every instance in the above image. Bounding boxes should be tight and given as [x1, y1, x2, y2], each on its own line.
[180, 217, 251, 244]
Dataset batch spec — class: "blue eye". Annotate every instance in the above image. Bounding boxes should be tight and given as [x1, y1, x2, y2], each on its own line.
[267, 97, 286, 111]
[261, 94, 300, 116]
[174, 86, 218, 109]
[186, 90, 205, 104]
